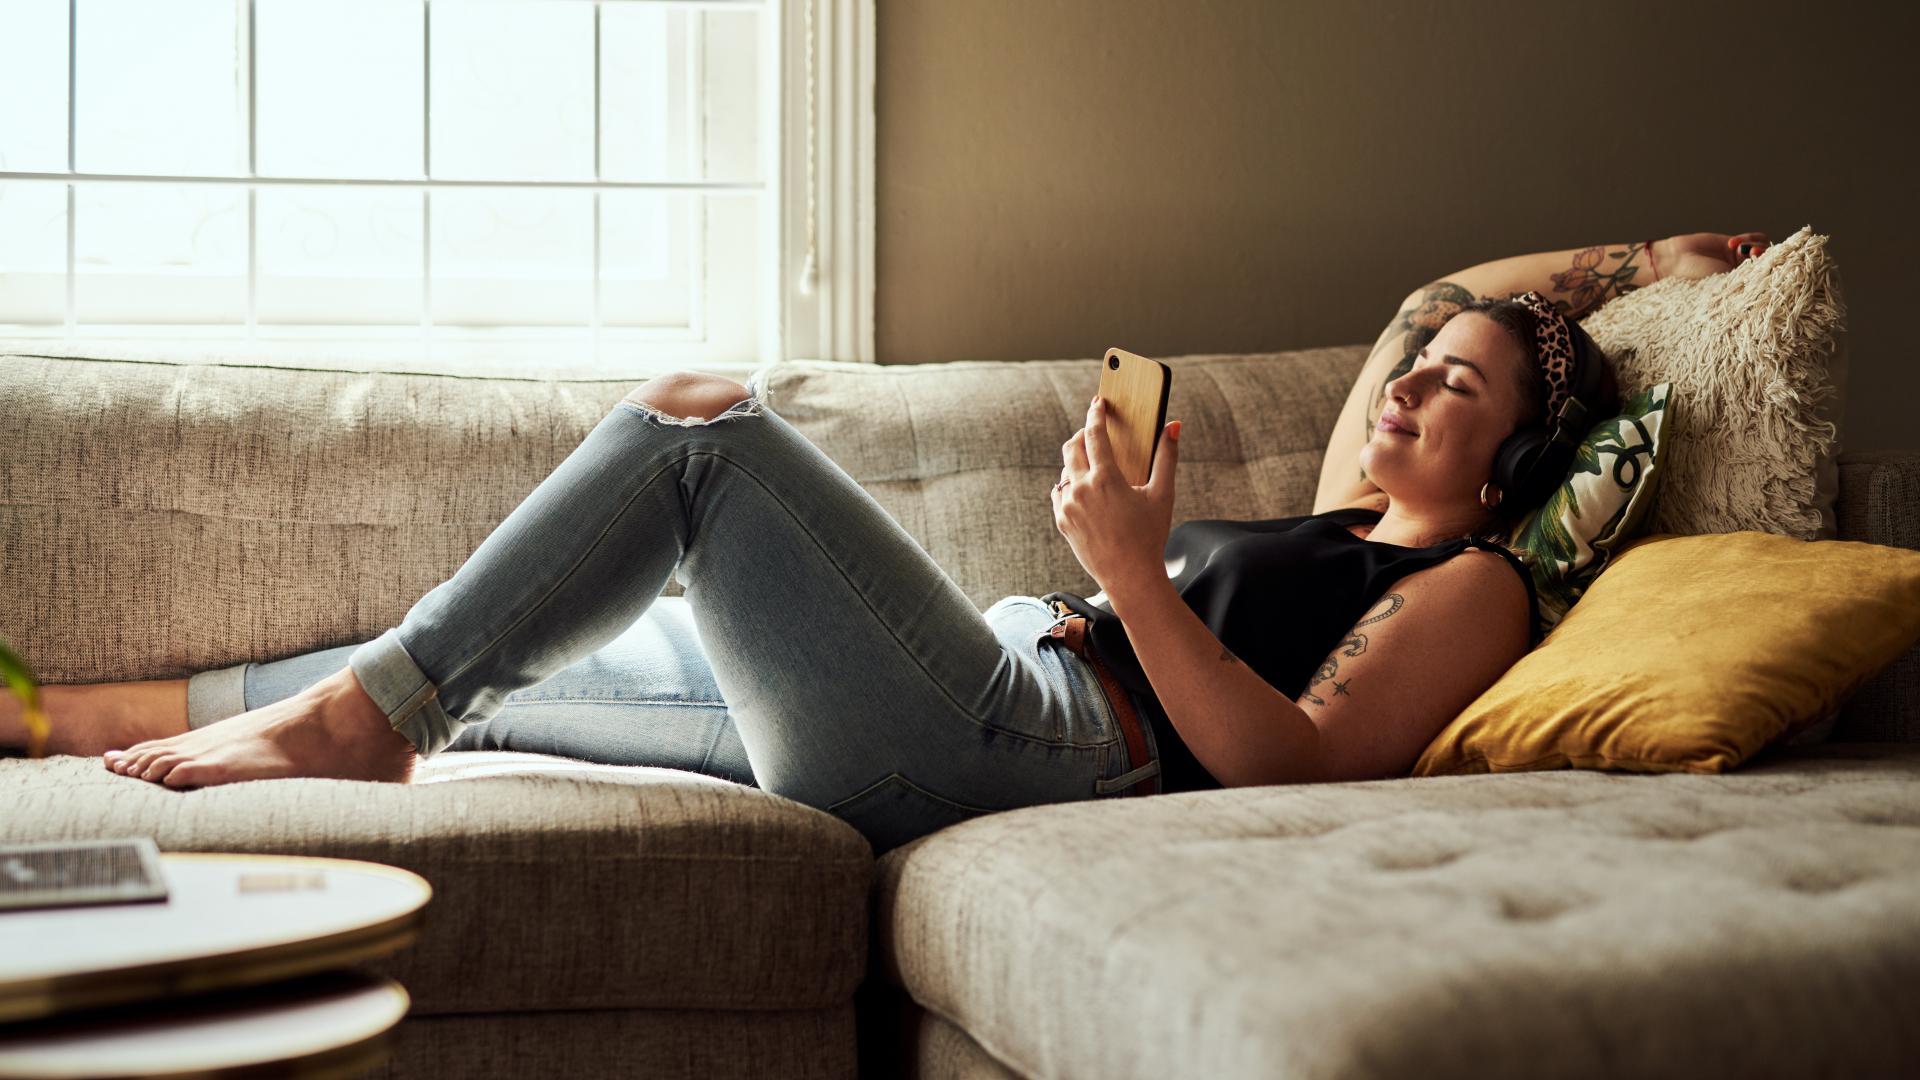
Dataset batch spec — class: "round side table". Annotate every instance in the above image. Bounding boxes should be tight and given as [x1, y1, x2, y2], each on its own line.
[0, 853, 430, 1024]
[0, 969, 408, 1079]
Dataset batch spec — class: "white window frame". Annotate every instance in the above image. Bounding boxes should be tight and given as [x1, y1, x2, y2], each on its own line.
[779, 0, 874, 370]
[0, 0, 873, 382]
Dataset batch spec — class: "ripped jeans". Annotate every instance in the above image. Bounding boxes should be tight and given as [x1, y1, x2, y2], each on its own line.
[184, 374, 1162, 855]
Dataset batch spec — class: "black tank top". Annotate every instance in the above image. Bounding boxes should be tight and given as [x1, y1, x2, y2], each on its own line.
[1041, 506, 1541, 793]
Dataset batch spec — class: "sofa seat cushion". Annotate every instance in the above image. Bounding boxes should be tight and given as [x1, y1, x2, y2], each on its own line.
[872, 743, 1920, 1080]
[0, 752, 871, 1016]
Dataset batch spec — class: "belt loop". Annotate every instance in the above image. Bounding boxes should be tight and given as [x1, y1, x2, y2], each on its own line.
[1094, 759, 1163, 795]
[1042, 597, 1076, 635]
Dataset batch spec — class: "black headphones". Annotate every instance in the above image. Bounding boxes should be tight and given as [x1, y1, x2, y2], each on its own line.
[1487, 309, 1608, 514]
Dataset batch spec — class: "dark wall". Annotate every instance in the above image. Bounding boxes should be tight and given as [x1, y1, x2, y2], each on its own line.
[876, 0, 1913, 450]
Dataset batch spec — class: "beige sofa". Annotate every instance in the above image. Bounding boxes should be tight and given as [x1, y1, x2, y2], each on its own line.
[3, 348, 1916, 1079]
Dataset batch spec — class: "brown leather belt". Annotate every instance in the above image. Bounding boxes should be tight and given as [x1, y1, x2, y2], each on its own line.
[1046, 601, 1158, 797]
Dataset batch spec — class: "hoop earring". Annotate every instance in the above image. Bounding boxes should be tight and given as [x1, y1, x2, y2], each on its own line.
[1479, 482, 1503, 510]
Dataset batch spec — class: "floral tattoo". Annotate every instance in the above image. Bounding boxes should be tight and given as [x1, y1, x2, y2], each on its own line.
[1548, 244, 1645, 319]
[1301, 593, 1403, 706]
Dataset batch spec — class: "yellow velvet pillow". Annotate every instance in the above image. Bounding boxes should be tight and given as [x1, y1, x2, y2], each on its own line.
[1413, 531, 1920, 776]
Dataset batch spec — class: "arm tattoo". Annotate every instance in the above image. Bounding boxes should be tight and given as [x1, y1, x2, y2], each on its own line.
[1301, 592, 1403, 707]
[1360, 282, 1472, 481]
[1547, 244, 1644, 319]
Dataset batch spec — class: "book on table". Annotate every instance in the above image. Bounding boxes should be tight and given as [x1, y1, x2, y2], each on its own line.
[0, 838, 169, 913]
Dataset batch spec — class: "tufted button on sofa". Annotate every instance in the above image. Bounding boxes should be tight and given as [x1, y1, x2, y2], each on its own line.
[4, 348, 1918, 1079]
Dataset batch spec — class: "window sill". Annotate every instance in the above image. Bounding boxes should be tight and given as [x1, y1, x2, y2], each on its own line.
[0, 334, 781, 384]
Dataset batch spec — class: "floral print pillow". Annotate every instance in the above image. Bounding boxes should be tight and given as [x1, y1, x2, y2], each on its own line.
[1509, 382, 1671, 637]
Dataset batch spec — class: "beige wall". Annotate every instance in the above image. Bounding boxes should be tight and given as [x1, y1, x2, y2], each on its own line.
[876, 1, 1914, 451]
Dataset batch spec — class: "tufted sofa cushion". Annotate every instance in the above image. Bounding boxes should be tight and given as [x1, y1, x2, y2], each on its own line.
[869, 743, 1920, 1080]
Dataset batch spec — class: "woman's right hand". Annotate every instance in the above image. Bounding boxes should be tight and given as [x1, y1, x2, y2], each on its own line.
[1651, 231, 1769, 282]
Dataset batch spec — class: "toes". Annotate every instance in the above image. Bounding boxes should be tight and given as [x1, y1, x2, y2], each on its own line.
[138, 753, 186, 783]
[164, 763, 209, 789]
[130, 744, 176, 772]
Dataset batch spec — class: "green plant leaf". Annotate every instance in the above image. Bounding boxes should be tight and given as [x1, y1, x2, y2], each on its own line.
[0, 638, 49, 759]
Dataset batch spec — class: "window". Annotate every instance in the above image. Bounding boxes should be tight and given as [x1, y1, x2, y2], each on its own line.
[0, 0, 872, 380]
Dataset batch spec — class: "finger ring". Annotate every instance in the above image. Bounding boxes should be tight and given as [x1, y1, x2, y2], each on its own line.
[1055, 478, 1070, 490]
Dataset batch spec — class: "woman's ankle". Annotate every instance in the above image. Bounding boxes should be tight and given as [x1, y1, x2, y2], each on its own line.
[17, 680, 192, 756]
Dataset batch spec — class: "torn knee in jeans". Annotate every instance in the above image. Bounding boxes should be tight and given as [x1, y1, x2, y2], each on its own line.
[620, 371, 767, 427]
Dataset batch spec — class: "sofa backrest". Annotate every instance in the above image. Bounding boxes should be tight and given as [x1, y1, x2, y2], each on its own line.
[2, 350, 1913, 743]
[1832, 451, 1920, 741]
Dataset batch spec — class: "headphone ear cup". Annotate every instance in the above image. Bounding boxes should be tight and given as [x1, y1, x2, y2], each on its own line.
[1492, 428, 1559, 509]
[1522, 442, 1576, 508]
[1497, 426, 1543, 499]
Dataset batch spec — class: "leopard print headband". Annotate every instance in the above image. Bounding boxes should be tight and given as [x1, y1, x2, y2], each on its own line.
[1510, 290, 1576, 428]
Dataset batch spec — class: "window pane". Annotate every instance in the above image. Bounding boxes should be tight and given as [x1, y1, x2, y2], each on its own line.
[259, 186, 422, 326]
[431, 187, 590, 327]
[600, 188, 688, 328]
[697, 192, 761, 358]
[0, 0, 70, 172]
[256, 0, 424, 179]
[430, 1, 593, 181]
[74, 0, 242, 177]
[73, 181, 245, 324]
[601, 7, 761, 184]
[699, 10, 761, 183]
[0, 180, 68, 325]
[598, 5, 672, 181]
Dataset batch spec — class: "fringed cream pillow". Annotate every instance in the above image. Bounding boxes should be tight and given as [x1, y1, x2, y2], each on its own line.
[1579, 226, 1845, 540]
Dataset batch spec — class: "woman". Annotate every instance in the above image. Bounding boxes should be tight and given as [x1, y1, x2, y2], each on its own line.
[2, 231, 1766, 853]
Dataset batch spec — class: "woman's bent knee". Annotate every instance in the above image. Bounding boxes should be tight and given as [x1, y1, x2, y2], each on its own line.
[623, 371, 758, 425]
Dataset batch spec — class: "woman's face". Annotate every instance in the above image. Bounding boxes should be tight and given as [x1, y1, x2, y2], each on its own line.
[1358, 311, 1534, 512]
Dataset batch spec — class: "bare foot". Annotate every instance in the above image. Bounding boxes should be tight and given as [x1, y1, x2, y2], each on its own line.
[2, 680, 189, 757]
[103, 667, 414, 788]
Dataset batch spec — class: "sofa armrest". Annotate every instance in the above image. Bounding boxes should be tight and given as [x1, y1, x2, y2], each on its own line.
[1833, 451, 1920, 742]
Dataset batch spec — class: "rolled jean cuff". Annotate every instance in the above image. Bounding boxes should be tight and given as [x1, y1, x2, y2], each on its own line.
[347, 627, 460, 757]
[185, 663, 249, 730]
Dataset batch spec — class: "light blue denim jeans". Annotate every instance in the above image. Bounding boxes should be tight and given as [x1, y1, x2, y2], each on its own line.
[185, 375, 1162, 854]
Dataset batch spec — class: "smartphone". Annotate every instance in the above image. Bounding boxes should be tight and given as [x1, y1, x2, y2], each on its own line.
[1095, 347, 1173, 487]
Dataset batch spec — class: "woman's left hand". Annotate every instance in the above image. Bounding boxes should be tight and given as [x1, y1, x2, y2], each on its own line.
[1052, 396, 1181, 596]
[1652, 231, 1770, 281]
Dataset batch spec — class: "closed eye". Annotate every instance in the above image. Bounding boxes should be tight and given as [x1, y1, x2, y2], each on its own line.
[1418, 347, 1478, 396]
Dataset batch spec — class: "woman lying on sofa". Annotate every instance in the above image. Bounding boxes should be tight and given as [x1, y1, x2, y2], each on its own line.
[5, 231, 1765, 853]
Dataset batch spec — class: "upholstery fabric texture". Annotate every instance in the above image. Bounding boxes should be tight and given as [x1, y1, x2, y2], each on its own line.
[873, 743, 1920, 1080]
[905, 1007, 1024, 1080]
[0, 752, 872, 1015]
[0, 348, 1361, 685]
[1414, 531, 1920, 776]
[1833, 451, 1920, 742]
[1579, 226, 1846, 540]
[376, 1005, 857, 1080]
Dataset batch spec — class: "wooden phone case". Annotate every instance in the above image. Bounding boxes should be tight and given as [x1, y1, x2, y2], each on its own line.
[1096, 347, 1172, 486]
